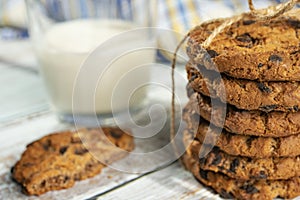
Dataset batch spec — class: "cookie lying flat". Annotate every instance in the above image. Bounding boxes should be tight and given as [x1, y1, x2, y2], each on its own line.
[186, 139, 300, 180]
[187, 92, 300, 137]
[12, 128, 134, 196]
[183, 109, 300, 158]
[186, 63, 300, 112]
[186, 13, 300, 81]
[181, 152, 300, 200]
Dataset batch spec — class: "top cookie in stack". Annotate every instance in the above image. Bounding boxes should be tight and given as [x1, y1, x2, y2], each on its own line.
[182, 13, 300, 200]
[187, 14, 300, 82]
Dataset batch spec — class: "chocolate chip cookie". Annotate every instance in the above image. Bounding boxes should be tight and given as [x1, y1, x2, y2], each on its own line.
[183, 109, 300, 158]
[12, 128, 134, 195]
[187, 63, 300, 112]
[187, 13, 300, 81]
[186, 138, 300, 180]
[182, 152, 300, 200]
[187, 92, 300, 137]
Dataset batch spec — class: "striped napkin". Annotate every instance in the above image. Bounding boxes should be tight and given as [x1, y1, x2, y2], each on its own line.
[158, 0, 280, 34]
[0, 0, 286, 40]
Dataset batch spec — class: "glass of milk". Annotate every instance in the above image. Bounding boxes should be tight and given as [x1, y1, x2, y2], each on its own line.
[25, 0, 157, 125]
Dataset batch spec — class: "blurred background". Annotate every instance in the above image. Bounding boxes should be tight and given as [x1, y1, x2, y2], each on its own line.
[0, 0, 285, 124]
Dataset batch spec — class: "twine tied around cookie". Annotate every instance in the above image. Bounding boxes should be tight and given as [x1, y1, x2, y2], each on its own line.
[170, 0, 300, 157]
[203, 0, 300, 48]
[248, 0, 300, 20]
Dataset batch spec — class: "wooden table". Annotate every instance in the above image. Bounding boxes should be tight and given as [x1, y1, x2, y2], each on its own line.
[0, 40, 221, 200]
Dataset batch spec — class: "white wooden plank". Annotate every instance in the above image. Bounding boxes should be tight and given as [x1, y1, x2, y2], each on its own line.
[0, 113, 69, 154]
[98, 162, 222, 200]
[0, 63, 49, 125]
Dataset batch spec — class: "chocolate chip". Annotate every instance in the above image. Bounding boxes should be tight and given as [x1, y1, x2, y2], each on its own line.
[40, 180, 46, 187]
[63, 176, 70, 183]
[59, 146, 68, 155]
[199, 169, 208, 180]
[209, 147, 221, 165]
[257, 171, 268, 179]
[74, 148, 88, 155]
[212, 146, 220, 153]
[243, 20, 256, 25]
[189, 74, 198, 83]
[207, 49, 218, 58]
[246, 137, 254, 148]
[236, 33, 253, 43]
[85, 163, 94, 171]
[10, 166, 14, 174]
[199, 157, 206, 164]
[294, 105, 299, 112]
[241, 185, 259, 194]
[287, 19, 300, 29]
[229, 158, 240, 173]
[22, 163, 33, 167]
[211, 154, 222, 165]
[269, 55, 282, 62]
[220, 189, 234, 199]
[43, 139, 51, 151]
[250, 171, 268, 179]
[110, 129, 122, 139]
[258, 63, 263, 68]
[257, 82, 272, 93]
[260, 105, 278, 112]
[26, 141, 35, 148]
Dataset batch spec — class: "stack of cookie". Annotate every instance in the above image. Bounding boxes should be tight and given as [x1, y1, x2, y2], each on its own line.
[182, 13, 300, 199]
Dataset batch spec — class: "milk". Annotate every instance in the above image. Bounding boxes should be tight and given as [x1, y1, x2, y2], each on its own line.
[35, 19, 155, 115]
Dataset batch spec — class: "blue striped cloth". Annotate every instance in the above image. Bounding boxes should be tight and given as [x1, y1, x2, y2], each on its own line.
[38, 0, 283, 32]
[0, 0, 297, 40]
[158, 0, 291, 34]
